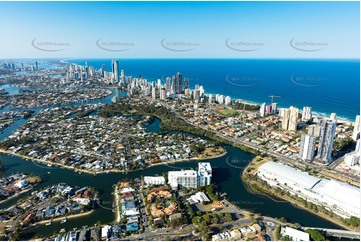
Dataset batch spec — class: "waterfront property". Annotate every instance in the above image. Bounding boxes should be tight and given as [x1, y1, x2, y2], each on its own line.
[0, 173, 40, 203]
[0, 105, 223, 174]
[0, 111, 34, 133]
[116, 180, 144, 235]
[9, 88, 112, 109]
[0, 58, 359, 240]
[257, 161, 360, 219]
[168, 162, 212, 190]
[0, 183, 96, 234]
[143, 176, 166, 186]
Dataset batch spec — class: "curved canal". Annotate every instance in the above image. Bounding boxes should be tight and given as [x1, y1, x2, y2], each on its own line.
[0, 89, 342, 239]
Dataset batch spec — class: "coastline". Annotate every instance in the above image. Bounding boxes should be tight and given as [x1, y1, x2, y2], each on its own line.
[63, 59, 358, 123]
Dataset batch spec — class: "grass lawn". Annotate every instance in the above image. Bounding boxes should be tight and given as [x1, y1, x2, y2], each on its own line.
[214, 107, 239, 117]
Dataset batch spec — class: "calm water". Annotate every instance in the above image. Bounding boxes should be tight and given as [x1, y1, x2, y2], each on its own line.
[67, 58, 360, 121]
[0, 87, 125, 141]
[0, 117, 342, 240]
[0, 73, 346, 239]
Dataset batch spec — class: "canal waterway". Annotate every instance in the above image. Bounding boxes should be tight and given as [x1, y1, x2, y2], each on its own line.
[0, 88, 342, 239]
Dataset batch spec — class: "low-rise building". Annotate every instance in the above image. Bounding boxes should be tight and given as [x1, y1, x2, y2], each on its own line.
[186, 192, 210, 204]
[143, 176, 166, 185]
[280, 227, 310, 241]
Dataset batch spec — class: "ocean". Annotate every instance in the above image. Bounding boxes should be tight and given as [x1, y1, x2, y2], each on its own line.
[66, 58, 360, 121]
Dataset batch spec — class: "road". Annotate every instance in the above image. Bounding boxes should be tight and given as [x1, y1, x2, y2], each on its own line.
[157, 99, 359, 185]
[120, 225, 194, 241]
[302, 227, 360, 240]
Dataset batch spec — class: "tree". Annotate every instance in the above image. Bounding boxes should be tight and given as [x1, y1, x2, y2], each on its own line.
[187, 204, 194, 218]
[275, 225, 281, 240]
[280, 235, 293, 241]
[10, 231, 20, 241]
[349, 216, 360, 228]
[213, 215, 220, 224]
[203, 214, 211, 224]
[224, 212, 232, 222]
[305, 229, 325, 241]
[192, 216, 200, 225]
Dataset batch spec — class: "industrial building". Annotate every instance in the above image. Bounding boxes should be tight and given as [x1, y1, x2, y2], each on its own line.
[258, 161, 360, 218]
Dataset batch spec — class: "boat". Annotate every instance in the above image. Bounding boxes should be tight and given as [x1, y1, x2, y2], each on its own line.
[47, 171, 51, 174]
[45, 222, 52, 226]
[60, 219, 67, 224]
[47, 163, 52, 167]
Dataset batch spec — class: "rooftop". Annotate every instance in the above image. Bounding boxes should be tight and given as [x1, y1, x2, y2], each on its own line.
[258, 161, 321, 190]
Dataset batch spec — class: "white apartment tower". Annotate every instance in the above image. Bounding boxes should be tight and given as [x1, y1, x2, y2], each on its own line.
[316, 120, 336, 163]
[301, 106, 312, 122]
[168, 162, 212, 190]
[260, 102, 266, 117]
[299, 134, 316, 161]
[288, 106, 299, 131]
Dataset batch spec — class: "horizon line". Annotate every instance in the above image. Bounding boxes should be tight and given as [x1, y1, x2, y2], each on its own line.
[1, 57, 360, 61]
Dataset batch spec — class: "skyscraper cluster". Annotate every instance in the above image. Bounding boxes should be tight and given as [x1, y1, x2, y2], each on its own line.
[1, 61, 16, 70]
[1, 61, 40, 72]
[66, 60, 128, 85]
[299, 119, 337, 163]
[170, 72, 183, 94]
[260, 102, 277, 117]
[67, 63, 97, 81]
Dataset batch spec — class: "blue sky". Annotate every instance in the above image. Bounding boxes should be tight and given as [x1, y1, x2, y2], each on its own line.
[0, 1, 359, 59]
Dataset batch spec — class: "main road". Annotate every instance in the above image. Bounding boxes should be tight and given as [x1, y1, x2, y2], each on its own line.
[156, 99, 359, 185]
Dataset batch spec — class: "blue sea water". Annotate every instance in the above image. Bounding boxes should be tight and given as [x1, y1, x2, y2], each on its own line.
[66, 59, 360, 121]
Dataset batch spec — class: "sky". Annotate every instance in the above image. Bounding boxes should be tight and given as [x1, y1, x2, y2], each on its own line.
[0, 1, 359, 59]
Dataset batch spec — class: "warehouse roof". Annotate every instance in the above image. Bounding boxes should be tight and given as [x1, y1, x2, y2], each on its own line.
[258, 162, 321, 190]
[313, 179, 360, 216]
